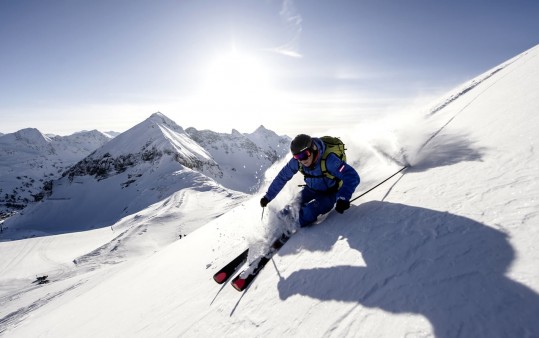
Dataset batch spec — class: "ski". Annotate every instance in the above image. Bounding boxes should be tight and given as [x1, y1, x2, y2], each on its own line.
[213, 248, 249, 284]
[231, 233, 292, 292]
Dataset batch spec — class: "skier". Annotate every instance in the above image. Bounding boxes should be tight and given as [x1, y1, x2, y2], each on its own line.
[260, 134, 360, 229]
[215, 136, 360, 290]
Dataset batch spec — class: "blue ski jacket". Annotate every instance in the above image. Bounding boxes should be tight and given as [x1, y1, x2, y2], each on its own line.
[264, 138, 360, 202]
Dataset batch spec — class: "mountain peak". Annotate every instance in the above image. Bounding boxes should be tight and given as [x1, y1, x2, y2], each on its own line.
[14, 128, 51, 144]
[254, 125, 269, 133]
[145, 112, 184, 132]
[0, 128, 53, 151]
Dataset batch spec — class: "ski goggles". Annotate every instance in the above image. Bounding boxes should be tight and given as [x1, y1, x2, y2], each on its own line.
[293, 148, 312, 161]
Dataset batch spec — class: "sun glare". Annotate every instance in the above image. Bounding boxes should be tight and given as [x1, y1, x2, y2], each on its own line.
[189, 49, 282, 131]
[202, 51, 272, 102]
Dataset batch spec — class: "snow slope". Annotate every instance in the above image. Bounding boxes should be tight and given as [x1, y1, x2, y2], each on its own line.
[1, 44, 539, 337]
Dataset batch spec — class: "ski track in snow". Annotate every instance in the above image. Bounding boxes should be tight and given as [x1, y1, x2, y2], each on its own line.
[0, 282, 84, 335]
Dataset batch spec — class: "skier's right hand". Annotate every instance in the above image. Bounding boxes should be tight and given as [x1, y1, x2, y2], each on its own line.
[260, 197, 269, 208]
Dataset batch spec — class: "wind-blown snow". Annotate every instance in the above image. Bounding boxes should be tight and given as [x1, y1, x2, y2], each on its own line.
[1, 45, 539, 337]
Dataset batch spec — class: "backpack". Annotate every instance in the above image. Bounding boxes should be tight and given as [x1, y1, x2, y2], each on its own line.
[299, 136, 347, 188]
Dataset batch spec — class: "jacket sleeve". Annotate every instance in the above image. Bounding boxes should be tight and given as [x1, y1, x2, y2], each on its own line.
[264, 158, 299, 201]
[325, 153, 360, 201]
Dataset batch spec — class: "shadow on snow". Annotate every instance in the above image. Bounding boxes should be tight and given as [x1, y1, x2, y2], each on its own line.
[278, 201, 539, 338]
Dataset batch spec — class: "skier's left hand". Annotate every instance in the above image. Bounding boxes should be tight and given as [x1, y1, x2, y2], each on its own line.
[335, 199, 350, 214]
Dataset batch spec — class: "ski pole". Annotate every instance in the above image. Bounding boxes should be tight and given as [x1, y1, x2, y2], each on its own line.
[350, 165, 408, 203]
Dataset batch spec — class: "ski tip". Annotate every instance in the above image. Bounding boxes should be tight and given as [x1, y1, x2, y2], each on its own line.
[213, 272, 228, 284]
[231, 278, 247, 292]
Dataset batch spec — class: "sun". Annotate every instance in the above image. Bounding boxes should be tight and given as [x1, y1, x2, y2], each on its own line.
[202, 50, 272, 102]
[194, 50, 278, 113]
[183, 48, 287, 132]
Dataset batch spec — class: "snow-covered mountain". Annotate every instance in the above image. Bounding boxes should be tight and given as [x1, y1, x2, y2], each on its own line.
[186, 125, 289, 192]
[1, 113, 289, 240]
[1, 44, 539, 337]
[0, 129, 112, 217]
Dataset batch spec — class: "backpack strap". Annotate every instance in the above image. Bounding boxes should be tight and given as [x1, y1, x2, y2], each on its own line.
[299, 152, 343, 189]
[320, 154, 343, 189]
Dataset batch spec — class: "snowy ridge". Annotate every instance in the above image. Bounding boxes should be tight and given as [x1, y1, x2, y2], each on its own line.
[0, 129, 112, 216]
[186, 125, 290, 193]
[63, 112, 221, 182]
[51, 130, 118, 160]
[0, 128, 54, 154]
[1, 44, 539, 337]
[427, 63, 506, 117]
[427, 45, 534, 119]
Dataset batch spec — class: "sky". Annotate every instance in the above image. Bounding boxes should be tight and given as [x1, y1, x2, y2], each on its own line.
[1, 0, 538, 137]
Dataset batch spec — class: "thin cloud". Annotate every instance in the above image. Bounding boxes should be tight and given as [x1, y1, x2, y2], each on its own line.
[271, 0, 303, 58]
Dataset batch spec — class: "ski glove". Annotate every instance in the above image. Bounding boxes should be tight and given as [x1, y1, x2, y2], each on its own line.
[335, 199, 350, 214]
[260, 197, 269, 208]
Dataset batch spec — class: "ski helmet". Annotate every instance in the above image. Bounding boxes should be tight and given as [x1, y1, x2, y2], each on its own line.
[290, 134, 312, 154]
